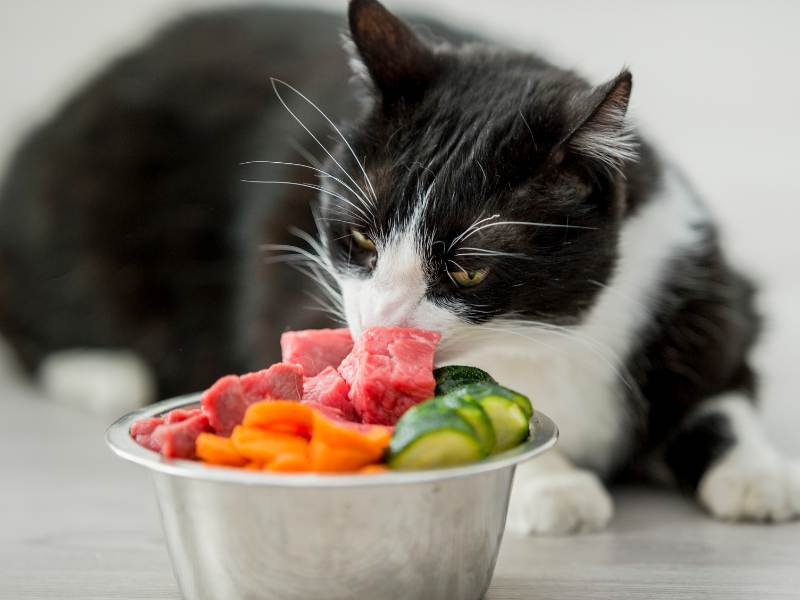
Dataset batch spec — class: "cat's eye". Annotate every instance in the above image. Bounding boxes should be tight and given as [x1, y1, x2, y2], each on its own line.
[450, 267, 490, 288]
[351, 228, 376, 251]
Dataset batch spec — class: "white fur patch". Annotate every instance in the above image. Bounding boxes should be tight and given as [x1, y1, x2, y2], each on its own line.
[40, 349, 155, 416]
[506, 451, 613, 535]
[698, 394, 800, 522]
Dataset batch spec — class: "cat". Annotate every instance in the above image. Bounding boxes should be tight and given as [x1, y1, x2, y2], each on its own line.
[1, 0, 797, 534]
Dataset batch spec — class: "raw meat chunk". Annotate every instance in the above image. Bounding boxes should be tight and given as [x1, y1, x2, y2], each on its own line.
[338, 327, 440, 425]
[201, 363, 303, 435]
[281, 328, 353, 376]
[302, 367, 355, 421]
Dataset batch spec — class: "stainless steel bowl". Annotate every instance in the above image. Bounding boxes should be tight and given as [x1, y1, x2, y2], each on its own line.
[107, 394, 558, 600]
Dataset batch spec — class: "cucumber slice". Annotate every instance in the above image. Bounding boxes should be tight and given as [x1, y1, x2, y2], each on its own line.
[433, 365, 496, 395]
[455, 383, 532, 452]
[432, 394, 496, 454]
[478, 396, 529, 452]
[502, 387, 533, 420]
[389, 403, 485, 469]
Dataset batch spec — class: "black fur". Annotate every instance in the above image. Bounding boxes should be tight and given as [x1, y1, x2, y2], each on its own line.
[665, 412, 735, 492]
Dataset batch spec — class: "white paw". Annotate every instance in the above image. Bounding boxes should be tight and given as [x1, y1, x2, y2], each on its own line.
[699, 456, 800, 523]
[506, 470, 614, 535]
[40, 349, 155, 416]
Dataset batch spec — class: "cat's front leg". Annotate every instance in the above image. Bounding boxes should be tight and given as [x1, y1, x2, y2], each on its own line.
[506, 450, 613, 535]
[666, 393, 800, 522]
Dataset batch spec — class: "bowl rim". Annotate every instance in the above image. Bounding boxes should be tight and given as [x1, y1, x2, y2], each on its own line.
[106, 393, 558, 488]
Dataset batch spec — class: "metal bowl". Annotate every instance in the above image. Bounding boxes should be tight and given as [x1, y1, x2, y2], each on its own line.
[107, 394, 558, 600]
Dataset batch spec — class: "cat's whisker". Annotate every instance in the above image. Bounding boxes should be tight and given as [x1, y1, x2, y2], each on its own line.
[446, 258, 469, 274]
[301, 291, 347, 325]
[261, 242, 335, 278]
[242, 179, 371, 223]
[460, 220, 596, 244]
[293, 264, 345, 318]
[454, 249, 531, 260]
[448, 213, 500, 251]
[270, 78, 377, 209]
[317, 217, 365, 229]
[240, 160, 373, 209]
[263, 250, 344, 317]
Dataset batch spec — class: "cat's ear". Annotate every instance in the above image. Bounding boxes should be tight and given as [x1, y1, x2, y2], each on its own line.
[346, 0, 438, 101]
[558, 71, 636, 174]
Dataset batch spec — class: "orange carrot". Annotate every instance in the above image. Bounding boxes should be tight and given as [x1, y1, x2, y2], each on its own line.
[265, 453, 311, 473]
[311, 411, 392, 460]
[308, 437, 376, 473]
[196, 433, 248, 467]
[231, 426, 308, 463]
[243, 400, 314, 438]
[358, 464, 390, 475]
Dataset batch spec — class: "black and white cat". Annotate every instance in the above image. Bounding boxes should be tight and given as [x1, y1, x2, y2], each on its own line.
[1, 0, 797, 534]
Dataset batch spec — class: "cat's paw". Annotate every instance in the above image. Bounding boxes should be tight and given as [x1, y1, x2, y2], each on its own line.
[698, 456, 800, 522]
[506, 470, 613, 535]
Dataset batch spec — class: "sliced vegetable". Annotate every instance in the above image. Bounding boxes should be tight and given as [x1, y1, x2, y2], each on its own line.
[308, 437, 377, 472]
[433, 365, 495, 395]
[432, 394, 496, 454]
[454, 383, 531, 452]
[358, 464, 389, 474]
[265, 453, 311, 473]
[388, 403, 485, 469]
[195, 433, 248, 467]
[243, 400, 314, 437]
[311, 410, 392, 460]
[230, 426, 308, 463]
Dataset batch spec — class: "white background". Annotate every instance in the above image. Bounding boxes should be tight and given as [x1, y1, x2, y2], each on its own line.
[1, 0, 797, 451]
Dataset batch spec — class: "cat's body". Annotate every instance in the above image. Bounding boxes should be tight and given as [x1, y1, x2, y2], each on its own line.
[1, 0, 797, 534]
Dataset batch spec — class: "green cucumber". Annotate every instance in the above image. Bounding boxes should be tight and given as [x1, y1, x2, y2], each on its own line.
[388, 402, 485, 470]
[454, 383, 532, 452]
[432, 394, 496, 454]
[433, 365, 496, 395]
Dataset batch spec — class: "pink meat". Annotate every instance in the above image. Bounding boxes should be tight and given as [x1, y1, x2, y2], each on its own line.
[151, 413, 211, 459]
[281, 328, 353, 376]
[131, 411, 210, 459]
[338, 327, 441, 425]
[201, 363, 303, 435]
[131, 416, 164, 452]
[302, 366, 356, 421]
[303, 402, 347, 422]
[163, 408, 203, 424]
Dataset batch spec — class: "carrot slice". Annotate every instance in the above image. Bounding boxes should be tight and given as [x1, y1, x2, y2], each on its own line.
[244, 461, 264, 471]
[243, 400, 313, 438]
[308, 437, 376, 472]
[265, 453, 311, 473]
[311, 411, 392, 459]
[231, 426, 308, 463]
[196, 433, 248, 467]
[358, 464, 389, 475]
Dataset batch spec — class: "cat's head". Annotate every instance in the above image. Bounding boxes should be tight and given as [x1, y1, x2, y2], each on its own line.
[318, 0, 636, 360]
